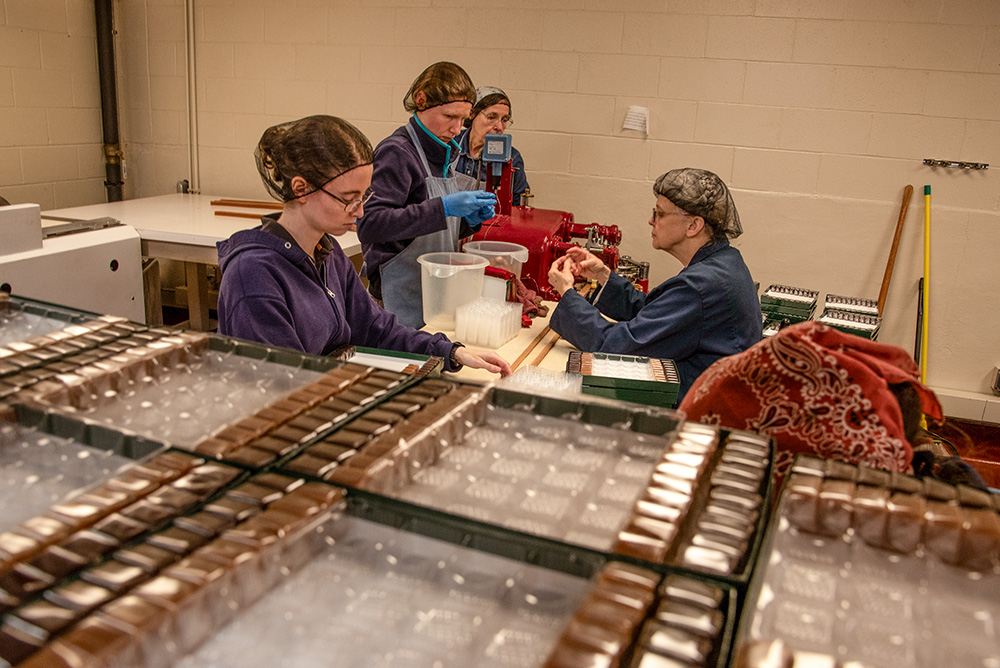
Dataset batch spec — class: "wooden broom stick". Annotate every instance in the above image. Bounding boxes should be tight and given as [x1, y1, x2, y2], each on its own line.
[877, 185, 913, 317]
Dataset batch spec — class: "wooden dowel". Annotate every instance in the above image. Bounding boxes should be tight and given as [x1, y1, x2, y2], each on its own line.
[518, 285, 586, 370]
[210, 198, 283, 209]
[531, 331, 562, 367]
[213, 210, 274, 219]
[512, 326, 550, 371]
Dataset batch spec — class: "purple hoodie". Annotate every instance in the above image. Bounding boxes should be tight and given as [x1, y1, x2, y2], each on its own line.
[216, 217, 457, 367]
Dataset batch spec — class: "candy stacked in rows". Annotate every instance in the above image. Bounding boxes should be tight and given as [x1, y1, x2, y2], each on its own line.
[0, 303, 167, 409]
[816, 295, 881, 340]
[1, 462, 343, 668]
[615, 423, 770, 578]
[195, 364, 413, 468]
[282, 378, 479, 488]
[738, 456, 1000, 668]
[543, 562, 661, 668]
[629, 575, 731, 668]
[381, 396, 670, 551]
[16, 333, 325, 455]
[540, 564, 735, 668]
[175, 514, 594, 668]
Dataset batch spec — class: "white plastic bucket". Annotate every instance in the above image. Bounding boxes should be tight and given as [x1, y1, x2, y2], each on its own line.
[417, 252, 489, 330]
[462, 240, 529, 279]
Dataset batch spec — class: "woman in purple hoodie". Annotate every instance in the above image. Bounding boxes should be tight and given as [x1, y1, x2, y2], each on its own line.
[215, 115, 511, 376]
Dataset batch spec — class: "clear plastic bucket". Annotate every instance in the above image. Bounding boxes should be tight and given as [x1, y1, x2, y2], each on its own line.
[462, 240, 529, 279]
[417, 252, 489, 330]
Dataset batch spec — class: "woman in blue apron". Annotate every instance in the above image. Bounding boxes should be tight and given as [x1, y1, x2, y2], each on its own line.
[357, 62, 497, 329]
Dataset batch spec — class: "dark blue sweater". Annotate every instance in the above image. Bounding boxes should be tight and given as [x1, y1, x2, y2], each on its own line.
[550, 240, 762, 401]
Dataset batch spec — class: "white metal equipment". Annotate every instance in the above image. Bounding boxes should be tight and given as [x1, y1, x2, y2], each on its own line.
[0, 203, 145, 323]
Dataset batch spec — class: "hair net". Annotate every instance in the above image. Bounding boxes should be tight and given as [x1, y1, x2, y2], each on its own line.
[468, 86, 512, 124]
[474, 86, 510, 112]
[255, 115, 373, 202]
[403, 62, 476, 113]
[653, 168, 742, 240]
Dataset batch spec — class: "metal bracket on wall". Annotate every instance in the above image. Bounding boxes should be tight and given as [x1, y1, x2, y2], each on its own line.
[923, 158, 989, 170]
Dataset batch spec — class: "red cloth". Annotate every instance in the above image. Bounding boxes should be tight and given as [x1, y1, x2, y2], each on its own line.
[679, 321, 942, 482]
[515, 276, 539, 317]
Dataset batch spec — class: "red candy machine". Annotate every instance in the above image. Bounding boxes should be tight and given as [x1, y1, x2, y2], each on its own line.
[466, 134, 647, 301]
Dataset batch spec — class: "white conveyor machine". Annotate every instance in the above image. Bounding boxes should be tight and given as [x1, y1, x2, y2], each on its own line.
[0, 203, 145, 323]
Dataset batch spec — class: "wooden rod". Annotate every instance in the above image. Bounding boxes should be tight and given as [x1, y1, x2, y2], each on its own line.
[210, 198, 283, 209]
[213, 210, 273, 219]
[511, 326, 550, 371]
[877, 184, 913, 317]
[531, 331, 562, 367]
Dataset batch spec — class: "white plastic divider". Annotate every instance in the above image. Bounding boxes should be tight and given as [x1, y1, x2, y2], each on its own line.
[454, 298, 522, 349]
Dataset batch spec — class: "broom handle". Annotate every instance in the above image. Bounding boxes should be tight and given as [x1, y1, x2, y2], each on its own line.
[921, 185, 931, 383]
[877, 185, 913, 317]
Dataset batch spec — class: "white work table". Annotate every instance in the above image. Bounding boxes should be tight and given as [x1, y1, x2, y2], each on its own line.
[45, 194, 361, 330]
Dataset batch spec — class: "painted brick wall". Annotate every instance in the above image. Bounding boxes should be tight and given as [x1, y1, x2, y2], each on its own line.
[2, 0, 998, 395]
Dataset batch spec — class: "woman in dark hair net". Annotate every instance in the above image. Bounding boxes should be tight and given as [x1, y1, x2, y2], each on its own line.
[548, 168, 762, 401]
[357, 62, 498, 328]
[215, 115, 510, 377]
[454, 86, 530, 206]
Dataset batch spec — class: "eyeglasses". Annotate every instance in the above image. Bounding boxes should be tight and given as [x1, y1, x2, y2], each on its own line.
[652, 208, 694, 221]
[322, 187, 374, 215]
[481, 111, 512, 129]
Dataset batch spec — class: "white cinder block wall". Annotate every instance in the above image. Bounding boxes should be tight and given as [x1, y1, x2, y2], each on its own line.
[2, 0, 999, 401]
[0, 0, 106, 209]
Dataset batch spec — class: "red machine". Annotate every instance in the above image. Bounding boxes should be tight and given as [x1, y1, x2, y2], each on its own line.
[469, 156, 632, 301]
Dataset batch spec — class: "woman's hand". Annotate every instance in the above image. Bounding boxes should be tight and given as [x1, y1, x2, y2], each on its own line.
[455, 347, 512, 377]
[563, 246, 611, 283]
[547, 255, 577, 296]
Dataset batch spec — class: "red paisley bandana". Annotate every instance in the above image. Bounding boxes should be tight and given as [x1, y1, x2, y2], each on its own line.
[679, 321, 942, 483]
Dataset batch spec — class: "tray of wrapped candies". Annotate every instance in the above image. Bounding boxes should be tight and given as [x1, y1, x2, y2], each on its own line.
[733, 455, 1000, 668]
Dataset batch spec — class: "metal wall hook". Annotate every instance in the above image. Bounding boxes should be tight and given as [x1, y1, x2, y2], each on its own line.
[923, 158, 989, 170]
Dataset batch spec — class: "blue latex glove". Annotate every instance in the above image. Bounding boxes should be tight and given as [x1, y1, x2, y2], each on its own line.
[466, 204, 496, 228]
[442, 190, 496, 218]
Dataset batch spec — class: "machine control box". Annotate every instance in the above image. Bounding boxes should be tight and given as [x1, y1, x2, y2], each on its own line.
[482, 133, 512, 163]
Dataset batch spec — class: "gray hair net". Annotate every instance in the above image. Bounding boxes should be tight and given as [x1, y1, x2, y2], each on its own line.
[653, 168, 742, 240]
[475, 86, 507, 106]
[466, 86, 512, 128]
[255, 115, 373, 202]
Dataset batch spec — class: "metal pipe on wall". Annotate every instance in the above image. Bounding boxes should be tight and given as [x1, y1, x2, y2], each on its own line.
[95, 0, 124, 202]
[185, 0, 201, 193]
